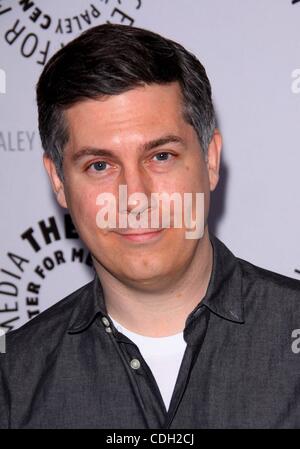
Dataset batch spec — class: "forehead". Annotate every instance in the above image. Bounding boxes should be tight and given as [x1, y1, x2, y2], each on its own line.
[64, 82, 187, 141]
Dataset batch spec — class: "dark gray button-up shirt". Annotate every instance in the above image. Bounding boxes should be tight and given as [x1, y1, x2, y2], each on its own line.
[1, 235, 300, 429]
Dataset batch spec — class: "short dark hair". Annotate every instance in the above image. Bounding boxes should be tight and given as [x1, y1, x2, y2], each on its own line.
[37, 24, 216, 179]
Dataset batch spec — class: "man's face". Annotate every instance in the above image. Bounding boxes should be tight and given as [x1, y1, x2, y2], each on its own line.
[45, 82, 221, 290]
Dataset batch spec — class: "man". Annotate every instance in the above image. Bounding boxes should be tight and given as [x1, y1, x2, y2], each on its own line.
[1, 24, 300, 429]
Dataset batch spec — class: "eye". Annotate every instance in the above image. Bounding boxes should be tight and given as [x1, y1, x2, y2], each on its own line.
[89, 161, 110, 172]
[152, 152, 173, 162]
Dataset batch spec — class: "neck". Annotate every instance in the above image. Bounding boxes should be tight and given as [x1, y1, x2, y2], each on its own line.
[94, 228, 213, 337]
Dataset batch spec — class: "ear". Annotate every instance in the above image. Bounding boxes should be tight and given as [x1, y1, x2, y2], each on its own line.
[43, 154, 68, 208]
[206, 129, 222, 192]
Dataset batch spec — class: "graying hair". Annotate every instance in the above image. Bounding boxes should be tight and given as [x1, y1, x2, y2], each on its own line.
[37, 24, 216, 180]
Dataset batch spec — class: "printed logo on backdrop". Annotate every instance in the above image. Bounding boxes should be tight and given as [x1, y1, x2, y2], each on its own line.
[0, 130, 35, 152]
[0, 214, 94, 334]
[0, 0, 142, 66]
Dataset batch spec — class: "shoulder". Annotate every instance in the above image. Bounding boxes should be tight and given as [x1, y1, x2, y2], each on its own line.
[239, 256, 300, 294]
[2, 280, 94, 357]
[237, 256, 300, 314]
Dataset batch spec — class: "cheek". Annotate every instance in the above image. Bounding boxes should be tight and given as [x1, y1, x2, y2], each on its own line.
[174, 163, 209, 194]
[188, 160, 210, 193]
[66, 186, 101, 230]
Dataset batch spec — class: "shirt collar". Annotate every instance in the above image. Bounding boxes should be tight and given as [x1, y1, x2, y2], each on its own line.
[200, 235, 244, 324]
[68, 234, 244, 334]
[67, 274, 107, 334]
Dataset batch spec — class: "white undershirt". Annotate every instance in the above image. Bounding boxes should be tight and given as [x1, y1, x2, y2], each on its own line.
[109, 315, 187, 411]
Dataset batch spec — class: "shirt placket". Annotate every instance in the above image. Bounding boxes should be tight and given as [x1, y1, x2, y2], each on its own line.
[99, 306, 210, 429]
[100, 315, 167, 428]
[164, 305, 211, 428]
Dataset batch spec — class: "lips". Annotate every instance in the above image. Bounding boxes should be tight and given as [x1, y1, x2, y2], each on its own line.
[113, 228, 165, 242]
[115, 229, 163, 236]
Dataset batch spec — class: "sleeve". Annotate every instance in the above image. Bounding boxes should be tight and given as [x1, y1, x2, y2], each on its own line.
[0, 354, 9, 429]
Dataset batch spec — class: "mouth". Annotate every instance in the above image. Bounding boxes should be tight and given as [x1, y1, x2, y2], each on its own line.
[113, 228, 165, 243]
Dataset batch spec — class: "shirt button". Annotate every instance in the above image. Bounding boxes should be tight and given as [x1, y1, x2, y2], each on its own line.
[105, 326, 112, 333]
[130, 358, 141, 370]
[101, 316, 110, 327]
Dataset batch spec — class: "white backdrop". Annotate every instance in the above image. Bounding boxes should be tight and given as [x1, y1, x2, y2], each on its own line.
[1, 0, 300, 332]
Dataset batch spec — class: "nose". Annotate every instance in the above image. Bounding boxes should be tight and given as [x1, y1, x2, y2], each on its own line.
[119, 165, 153, 215]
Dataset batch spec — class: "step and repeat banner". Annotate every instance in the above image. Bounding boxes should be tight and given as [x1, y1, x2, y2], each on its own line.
[1, 0, 300, 332]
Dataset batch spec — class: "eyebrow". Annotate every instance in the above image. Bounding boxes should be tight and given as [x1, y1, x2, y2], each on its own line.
[71, 134, 185, 163]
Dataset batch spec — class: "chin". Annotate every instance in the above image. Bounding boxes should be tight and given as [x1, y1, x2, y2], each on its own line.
[117, 259, 168, 280]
